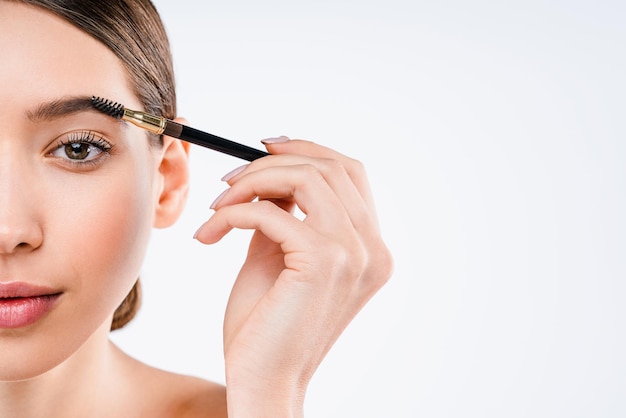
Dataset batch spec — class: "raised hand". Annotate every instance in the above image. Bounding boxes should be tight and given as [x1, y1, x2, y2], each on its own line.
[194, 138, 393, 416]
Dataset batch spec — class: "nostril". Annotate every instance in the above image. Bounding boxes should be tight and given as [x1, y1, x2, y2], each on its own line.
[0, 224, 44, 254]
[17, 241, 42, 252]
[0, 241, 39, 254]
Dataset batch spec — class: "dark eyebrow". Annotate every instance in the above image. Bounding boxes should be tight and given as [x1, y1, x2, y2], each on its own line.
[26, 96, 99, 122]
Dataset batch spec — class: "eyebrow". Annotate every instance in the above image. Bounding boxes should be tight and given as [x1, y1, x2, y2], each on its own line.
[26, 96, 100, 122]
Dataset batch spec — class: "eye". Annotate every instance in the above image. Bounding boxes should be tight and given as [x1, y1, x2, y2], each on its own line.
[50, 131, 113, 163]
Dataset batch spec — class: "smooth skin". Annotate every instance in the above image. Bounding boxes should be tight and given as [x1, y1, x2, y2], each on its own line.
[198, 139, 393, 416]
[0, 2, 392, 417]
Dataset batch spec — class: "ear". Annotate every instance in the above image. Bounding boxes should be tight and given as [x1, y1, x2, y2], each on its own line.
[153, 117, 190, 228]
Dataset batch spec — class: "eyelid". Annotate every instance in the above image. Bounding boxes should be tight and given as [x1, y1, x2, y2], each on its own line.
[46, 129, 116, 168]
[58, 130, 113, 150]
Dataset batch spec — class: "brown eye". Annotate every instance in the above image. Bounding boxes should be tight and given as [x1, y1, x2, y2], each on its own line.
[64, 142, 95, 160]
[50, 131, 113, 164]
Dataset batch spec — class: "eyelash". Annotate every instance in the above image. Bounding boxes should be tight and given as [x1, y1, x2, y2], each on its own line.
[52, 131, 114, 167]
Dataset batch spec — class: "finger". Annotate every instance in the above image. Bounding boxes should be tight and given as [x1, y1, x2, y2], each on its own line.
[212, 164, 355, 238]
[260, 139, 378, 215]
[257, 143, 393, 291]
[194, 200, 318, 256]
[223, 154, 378, 235]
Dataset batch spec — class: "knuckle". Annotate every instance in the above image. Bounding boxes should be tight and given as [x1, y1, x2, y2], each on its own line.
[319, 240, 346, 262]
[255, 199, 281, 215]
[315, 158, 354, 184]
[298, 163, 323, 181]
[325, 238, 368, 283]
[321, 158, 347, 176]
[305, 235, 393, 296]
[345, 157, 365, 175]
[367, 241, 394, 289]
[317, 241, 348, 269]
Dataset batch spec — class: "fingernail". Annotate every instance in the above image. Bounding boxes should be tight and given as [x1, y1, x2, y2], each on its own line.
[221, 164, 248, 182]
[192, 219, 207, 239]
[210, 188, 229, 210]
[261, 135, 290, 144]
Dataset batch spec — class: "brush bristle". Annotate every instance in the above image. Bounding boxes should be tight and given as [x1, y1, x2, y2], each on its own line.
[91, 96, 125, 119]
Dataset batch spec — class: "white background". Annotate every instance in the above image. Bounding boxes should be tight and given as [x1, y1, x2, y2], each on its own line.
[111, 1, 626, 416]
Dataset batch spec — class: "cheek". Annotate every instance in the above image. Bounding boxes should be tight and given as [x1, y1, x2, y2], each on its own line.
[83, 175, 153, 279]
[46, 159, 157, 317]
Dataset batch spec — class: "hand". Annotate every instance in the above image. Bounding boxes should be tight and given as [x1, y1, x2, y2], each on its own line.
[194, 138, 393, 417]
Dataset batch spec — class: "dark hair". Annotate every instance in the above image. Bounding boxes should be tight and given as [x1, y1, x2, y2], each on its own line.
[18, 0, 177, 329]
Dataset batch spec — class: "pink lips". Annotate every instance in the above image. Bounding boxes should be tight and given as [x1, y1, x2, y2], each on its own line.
[0, 282, 61, 328]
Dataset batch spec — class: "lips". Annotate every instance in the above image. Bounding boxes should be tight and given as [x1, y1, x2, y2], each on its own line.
[0, 282, 62, 328]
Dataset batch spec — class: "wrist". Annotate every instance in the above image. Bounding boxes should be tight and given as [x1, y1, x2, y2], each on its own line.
[226, 373, 306, 418]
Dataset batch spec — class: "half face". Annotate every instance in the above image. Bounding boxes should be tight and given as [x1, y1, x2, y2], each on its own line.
[0, 2, 164, 379]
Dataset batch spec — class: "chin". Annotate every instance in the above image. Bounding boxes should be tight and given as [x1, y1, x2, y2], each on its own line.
[0, 351, 68, 382]
[0, 316, 111, 383]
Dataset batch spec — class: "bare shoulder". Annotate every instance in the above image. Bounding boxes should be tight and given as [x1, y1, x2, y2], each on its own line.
[111, 344, 227, 417]
[158, 372, 227, 418]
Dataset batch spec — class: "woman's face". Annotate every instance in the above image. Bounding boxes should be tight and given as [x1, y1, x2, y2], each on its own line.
[0, 3, 169, 379]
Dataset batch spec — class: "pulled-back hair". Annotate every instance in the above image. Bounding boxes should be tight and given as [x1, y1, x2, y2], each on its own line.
[17, 0, 177, 330]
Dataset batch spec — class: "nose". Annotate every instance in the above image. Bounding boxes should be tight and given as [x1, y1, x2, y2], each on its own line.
[0, 214, 43, 255]
[0, 157, 44, 255]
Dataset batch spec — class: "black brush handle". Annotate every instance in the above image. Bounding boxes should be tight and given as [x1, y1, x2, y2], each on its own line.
[164, 121, 269, 161]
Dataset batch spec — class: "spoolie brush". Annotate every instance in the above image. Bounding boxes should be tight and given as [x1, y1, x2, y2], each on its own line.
[91, 96, 269, 161]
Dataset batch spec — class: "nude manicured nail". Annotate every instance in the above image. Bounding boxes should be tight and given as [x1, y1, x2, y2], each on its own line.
[210, 189, 229, 210]
[261, 136, 290, 144]
[221, 164, 248, 182]
[192, 224, 204, 240]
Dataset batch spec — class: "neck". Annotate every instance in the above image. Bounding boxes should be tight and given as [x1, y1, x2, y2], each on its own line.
[0, 321, 115, 418]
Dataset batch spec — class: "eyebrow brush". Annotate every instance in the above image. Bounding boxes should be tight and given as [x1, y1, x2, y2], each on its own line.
[91, 96, 269, 161]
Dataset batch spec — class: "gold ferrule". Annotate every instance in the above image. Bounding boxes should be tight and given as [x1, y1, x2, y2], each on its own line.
[122, 108, 166, 135]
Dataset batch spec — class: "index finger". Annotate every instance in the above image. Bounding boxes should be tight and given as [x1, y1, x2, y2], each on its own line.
[254, 138, 378, 214]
